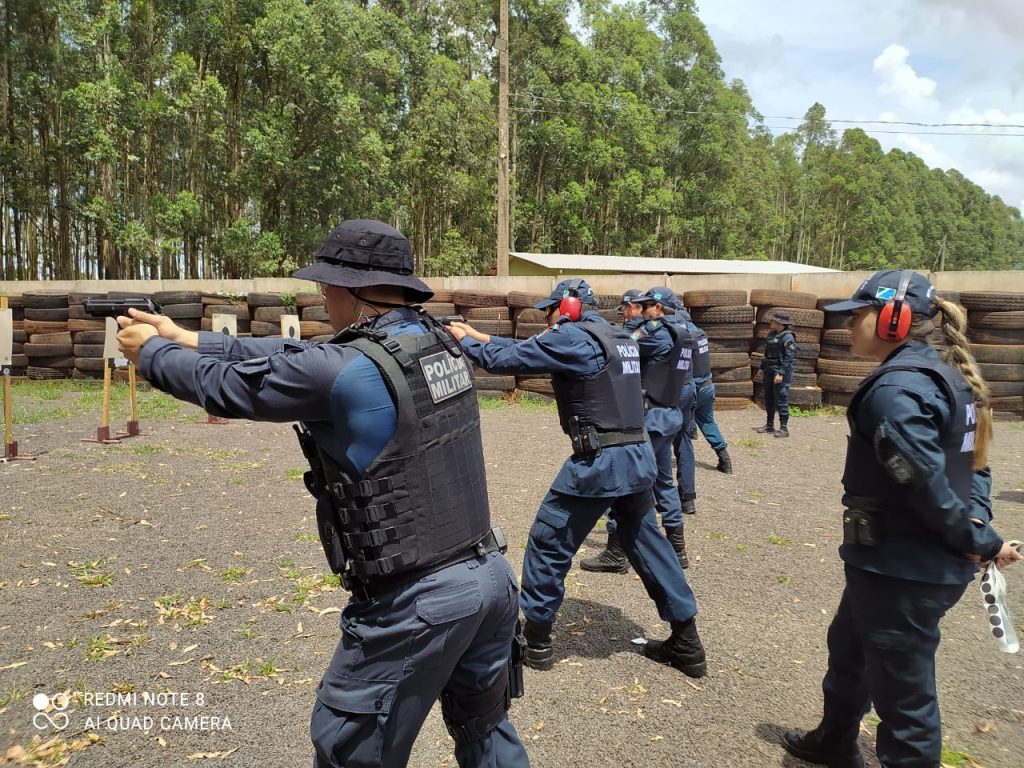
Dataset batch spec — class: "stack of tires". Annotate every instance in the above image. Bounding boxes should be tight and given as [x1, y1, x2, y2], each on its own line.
[813, 298, 873, 407]
[749, 289, 823, 409]
[962, 292, 1024, 418]
[422, 287, 456, 321]
[67, 292, 107, 379]
[246, 293, 287, 338]
[7, 295, 27, 375]
[682, 289, 754, 410]
[23, 292, 72, 380]
[452, 289, 516, 398]
[153, 291, 204, 332]
[296, 292, 332, 340]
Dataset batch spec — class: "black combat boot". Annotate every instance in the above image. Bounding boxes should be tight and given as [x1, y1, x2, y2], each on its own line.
[715, 448, 733, 474]
[775, 418, 790, 438]
[782, 727, 864, 768]
[643, 618, 706, 678]
[680, 498, 696, 515]
[664, 526, 689, 569]
[755, 420, 775, 433]
[580, 531, 629, 574]
[523, 620, 554, 671]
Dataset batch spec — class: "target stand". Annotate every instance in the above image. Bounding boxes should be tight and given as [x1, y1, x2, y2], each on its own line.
[83, 358, 123, 445]
[0, 300, 34, 463]
[115, 363, 142, 438]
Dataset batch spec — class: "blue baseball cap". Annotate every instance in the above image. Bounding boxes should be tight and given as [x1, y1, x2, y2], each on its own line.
[620, 289, 646, 306]
[824, 270, 937, 317]
[637, 286, 681, 309]
[533, 279, 597, 310]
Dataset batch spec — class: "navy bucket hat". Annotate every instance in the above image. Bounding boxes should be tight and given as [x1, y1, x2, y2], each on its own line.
[293, 219, 434, 303]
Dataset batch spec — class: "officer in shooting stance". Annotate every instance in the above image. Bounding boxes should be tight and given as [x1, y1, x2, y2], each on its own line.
[757, 309, 796, 438]
[116, 220, 529, 768]
[582, 285, 693, 572]
[669, 306, 732, 474]
[448, 279, 707, 678]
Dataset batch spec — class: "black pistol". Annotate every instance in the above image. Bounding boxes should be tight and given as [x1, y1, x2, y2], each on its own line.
[82, 297, 162, 318]
[436, 314, 466, 325]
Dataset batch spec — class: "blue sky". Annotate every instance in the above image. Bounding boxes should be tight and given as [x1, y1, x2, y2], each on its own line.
[696, 0, 1024, 213]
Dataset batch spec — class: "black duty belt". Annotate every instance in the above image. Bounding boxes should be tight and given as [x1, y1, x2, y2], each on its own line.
[581, 428, 646, 453]
[348, 527, 508, 601]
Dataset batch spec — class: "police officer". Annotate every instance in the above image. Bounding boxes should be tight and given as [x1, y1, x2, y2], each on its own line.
[448, 279, 707, 678]
[757, 309, 796, 438]
[782, 270, 1022, 768]
[581, 286, 691, 571]
[670, 306, 733, 474]
[116, 220, 530, 768]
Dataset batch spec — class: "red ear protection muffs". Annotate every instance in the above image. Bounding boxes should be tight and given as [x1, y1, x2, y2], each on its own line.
[558, 279, 584, 322]
[876, 270, 914, 341]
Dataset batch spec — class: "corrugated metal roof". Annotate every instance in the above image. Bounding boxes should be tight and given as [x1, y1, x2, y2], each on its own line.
[510, 252, 837, 274]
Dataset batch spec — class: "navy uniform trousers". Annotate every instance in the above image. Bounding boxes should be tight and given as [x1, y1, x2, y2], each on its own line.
[312, 552, 529, 768]
[819, 566, 967, 767]
[763, 366, 792, 422]
[521, 488, 698, 626]
[672, 380, 698, 504]
[692, 379, 728, 453]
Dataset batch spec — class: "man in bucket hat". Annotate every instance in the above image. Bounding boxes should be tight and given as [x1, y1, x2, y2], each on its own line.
[757, 308, 797, 438]
[116, 220, 530, 768]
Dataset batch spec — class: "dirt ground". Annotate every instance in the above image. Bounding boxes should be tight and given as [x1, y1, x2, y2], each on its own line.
[0, 381, 1022, 768]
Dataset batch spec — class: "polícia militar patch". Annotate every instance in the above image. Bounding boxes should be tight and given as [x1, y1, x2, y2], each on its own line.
[419, 349, 473, 403]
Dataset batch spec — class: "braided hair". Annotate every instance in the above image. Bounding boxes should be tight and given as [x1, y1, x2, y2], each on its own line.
[911, 297, 992, 469]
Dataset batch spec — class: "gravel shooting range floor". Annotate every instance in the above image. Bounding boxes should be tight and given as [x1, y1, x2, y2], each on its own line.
[0, 381, 1022, 768]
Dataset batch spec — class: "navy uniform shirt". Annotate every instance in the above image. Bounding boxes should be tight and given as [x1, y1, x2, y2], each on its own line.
[138, 309, 430, 476]
[460, 309, 656, 498]
[840, 354, 1002, 584]
[626, 317, 684, 437]
[762, 329, 796, 374]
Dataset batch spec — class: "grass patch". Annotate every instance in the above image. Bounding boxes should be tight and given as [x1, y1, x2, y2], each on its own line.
[940, 745, 983, 766]
[219, 657, 283, 684]
[477, 395, 511, 409]
[68, 557, 115, 588]
[768, 534, 792, 546]
[707, 531, 728, 541]
[295, 532, 319, 543]
[12, 405, 75, 424]
[218, 567, 249, 583]
[137, 391, 183, 420]
[0, 685, 29, 708]
[85, 636, 118, 661]
[286, 468, 305, 481]
[735, 544, 748, 553]
[749, 490, 767, 499]
[735, 437, 766, 448]
[789, 404, 847, 418]
[775, 575, 795, 586]
[154, 594, 214, 627]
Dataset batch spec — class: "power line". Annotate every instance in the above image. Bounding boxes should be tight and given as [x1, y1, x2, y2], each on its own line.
[511, 90, 1024, 130]
[509, 105, 1024, 137]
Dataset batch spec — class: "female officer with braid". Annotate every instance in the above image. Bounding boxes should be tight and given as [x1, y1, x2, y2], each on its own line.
[783, 270, 1022, 768]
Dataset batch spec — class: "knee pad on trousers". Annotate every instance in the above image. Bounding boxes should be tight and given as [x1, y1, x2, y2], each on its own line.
[441, 675, 510, 745]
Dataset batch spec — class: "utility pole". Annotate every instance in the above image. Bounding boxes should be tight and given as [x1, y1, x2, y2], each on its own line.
[496, 0, 510, 276]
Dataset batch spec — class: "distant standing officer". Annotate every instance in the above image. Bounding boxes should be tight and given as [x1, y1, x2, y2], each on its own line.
[757, 309, 796, 438]
[117, 220, 529, 768]
[448, 279, 708, 678]
[782, 270, 1022, 768]
[582, 286, 692, 571]
[670, 307, 733, 474]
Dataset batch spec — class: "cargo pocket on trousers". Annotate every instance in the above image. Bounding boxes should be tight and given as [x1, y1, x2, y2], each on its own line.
[416, 583, 483, 626]
[313, 675, 398, 767]
[530, 505, 571, 552]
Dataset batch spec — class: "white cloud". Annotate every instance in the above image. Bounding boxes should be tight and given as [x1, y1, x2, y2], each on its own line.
[699, 1, 1024, 215]
[872, 44, 937, 110]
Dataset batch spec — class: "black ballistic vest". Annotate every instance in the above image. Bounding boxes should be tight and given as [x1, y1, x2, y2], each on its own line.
[316, 324, 491, 586]
[691, 326, 711, 380]
[842, 342, 976, 522]
[640, 320, 692, 407]
[551, 320, 645, 434]
[763, 329, 794, 367]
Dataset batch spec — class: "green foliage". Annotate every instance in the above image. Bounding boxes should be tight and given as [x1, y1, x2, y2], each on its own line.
[0, 0, 1020, 281]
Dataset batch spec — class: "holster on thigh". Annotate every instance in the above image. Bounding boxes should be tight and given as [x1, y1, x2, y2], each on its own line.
[610, 489, 656, 522]
[440, 674, 510, 745]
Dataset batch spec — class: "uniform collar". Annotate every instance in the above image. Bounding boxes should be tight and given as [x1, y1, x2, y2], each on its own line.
[364, 306, 423, 330]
